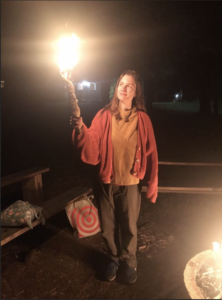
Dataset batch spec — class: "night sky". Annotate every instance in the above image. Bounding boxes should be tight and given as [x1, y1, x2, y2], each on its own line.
[1, 1, 222, 104]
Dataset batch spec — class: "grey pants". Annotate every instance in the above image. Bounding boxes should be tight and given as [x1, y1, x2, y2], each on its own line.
[93, 179, 141, 268]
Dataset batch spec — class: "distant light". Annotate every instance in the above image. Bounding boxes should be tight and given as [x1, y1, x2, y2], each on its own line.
[175, 94, 179, 98]
[82, 81, 90, 87]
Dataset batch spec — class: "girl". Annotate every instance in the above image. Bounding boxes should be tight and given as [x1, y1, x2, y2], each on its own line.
[71, 70, 158, 284]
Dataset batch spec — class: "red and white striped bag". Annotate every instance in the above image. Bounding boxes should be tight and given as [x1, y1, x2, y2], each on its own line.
[65, 195, 101, 238]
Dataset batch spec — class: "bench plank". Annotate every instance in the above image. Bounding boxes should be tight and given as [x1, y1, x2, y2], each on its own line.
[141, 186, 222, 195]
[158, 161, 222, 167]
[1, 186, 92, 246]
[1, 167, 50, 187]
[43, 186, 92, 219]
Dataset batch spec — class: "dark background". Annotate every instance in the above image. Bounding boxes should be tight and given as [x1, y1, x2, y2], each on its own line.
[2, 1, 222, 107]
[1, 1, 222, 178]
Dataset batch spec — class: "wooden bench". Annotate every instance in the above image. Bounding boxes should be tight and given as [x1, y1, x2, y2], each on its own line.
[1, 167, 50, 206]
[1, 186, 92, 246]
[141, 186, 222, 195]
[141, 161, 222, 195]
[2, 161, 221, 246]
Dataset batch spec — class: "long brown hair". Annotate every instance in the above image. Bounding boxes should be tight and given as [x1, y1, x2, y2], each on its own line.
[101, 70, 147, 120]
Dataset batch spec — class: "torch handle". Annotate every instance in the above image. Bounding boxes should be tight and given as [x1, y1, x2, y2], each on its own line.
[63, 77, 82, 134]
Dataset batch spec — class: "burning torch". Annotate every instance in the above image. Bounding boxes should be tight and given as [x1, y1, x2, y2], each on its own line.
[57, 33, 82, 134]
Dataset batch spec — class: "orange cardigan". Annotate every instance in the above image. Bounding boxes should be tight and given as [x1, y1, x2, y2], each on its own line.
[72, 109, 158, 203]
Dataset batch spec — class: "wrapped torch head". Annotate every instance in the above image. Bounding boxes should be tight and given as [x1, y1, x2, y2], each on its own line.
[57, 33, 81, 133]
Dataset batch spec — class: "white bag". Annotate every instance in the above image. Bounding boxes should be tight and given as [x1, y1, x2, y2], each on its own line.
[65, 195, 101, 238]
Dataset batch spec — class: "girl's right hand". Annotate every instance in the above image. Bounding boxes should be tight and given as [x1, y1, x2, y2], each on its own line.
[70, 116, 83, 129]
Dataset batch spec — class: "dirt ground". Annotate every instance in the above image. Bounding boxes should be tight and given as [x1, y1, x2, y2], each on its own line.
[1, 104, 222, 299]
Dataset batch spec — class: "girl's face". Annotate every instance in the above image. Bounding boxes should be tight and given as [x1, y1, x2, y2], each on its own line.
[117, 75, 136, 109]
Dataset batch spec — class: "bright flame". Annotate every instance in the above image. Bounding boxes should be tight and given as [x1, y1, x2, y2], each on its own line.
[213, 242, 221, 252]
[57, 33, 79, 72]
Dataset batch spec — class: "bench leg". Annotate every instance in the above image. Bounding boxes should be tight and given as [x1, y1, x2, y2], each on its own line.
[22, 174, 44, 206]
